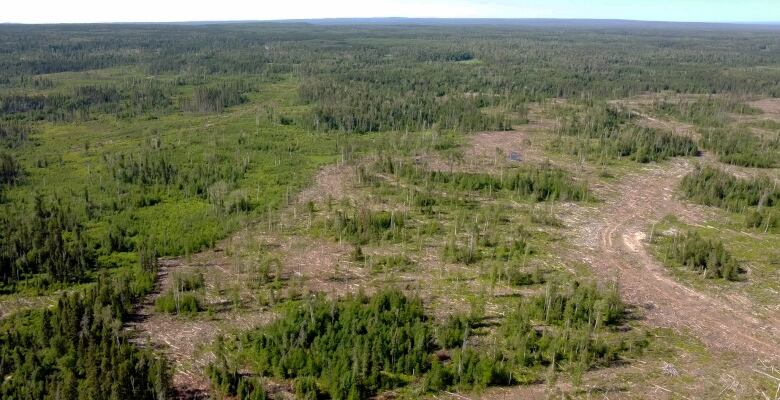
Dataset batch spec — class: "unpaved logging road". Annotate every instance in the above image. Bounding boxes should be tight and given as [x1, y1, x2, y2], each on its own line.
[565, 158, 780, 360]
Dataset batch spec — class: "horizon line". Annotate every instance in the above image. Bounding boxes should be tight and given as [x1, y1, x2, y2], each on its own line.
[1, 17, 779, 26]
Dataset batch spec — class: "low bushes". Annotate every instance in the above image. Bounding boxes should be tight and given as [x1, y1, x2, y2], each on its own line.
[658, 231, 741, 280]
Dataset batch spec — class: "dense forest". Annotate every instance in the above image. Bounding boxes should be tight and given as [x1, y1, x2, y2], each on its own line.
[0, 270, 169, 399]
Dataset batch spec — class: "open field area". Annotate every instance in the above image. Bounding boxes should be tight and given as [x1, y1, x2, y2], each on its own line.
[0, 21, 778, 400]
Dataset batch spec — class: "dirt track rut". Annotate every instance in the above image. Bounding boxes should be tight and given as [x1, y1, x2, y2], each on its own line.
[565, 158, 780, 360]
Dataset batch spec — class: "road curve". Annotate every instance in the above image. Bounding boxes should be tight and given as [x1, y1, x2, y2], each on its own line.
[566, 158, 780, 360]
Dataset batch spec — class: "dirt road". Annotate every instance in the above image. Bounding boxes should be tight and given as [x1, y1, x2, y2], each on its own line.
[564, 158, 780, 360]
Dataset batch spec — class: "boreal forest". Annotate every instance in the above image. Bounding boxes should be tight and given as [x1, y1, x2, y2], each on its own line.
[0, 20, 778, 399]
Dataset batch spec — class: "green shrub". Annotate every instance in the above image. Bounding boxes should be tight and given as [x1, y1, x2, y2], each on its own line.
[442, 237, 480, 264]
[183, 80, 249, 113]
[446, 349, 511, 389]
[172, 271, 205, 291]
[154, 291, 202, 315]
[0, 151, 23, 186]
[680, 166, 778, 211]
[0, 274, 170, 399]
[376, 157, 590, 202]
[660, 231, 741, 280]
[207, 362, 240, 397]
[492, 238, 530, 262]
[238, 378, 268, 400]
[235, 284, 640, 396]
[555, 104, 698, 163]
[424, 358, 453, 392]
[435, 314, 474, 349]
[369, 254, 415, 273]
[0, 121, 32, 148]
[323, 208, 407, 244]
[241, 290, 433, 399]
[294, 377, 320, 400]
[653, 96, 761, 127]
[506, 265, 545, 286]
[745, 209, 778, 232]
[700, 128, 777, 168]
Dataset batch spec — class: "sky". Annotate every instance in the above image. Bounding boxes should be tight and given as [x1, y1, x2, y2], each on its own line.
[2, 0, 779, 24]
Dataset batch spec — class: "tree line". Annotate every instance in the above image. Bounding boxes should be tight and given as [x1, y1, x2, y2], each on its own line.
[0, 80, 174, 121]
[0, 271, 170, 399]
[553, 103, 699, 163]
[375, 156, 590, 202]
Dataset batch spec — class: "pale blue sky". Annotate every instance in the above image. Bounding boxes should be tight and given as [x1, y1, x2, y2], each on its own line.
[3, 0, 778, 24]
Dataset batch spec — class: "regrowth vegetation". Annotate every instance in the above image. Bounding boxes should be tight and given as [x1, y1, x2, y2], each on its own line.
[375, 156, 590, 202]
[0, 21, 778, 400]
[654, 97, 779, 167]
[700, 127, 779, 168]
[655, 230, 742, 280]
[219, 285, 641, 399]
[553, 103, 698, 163]
[680, 166, 778, 211]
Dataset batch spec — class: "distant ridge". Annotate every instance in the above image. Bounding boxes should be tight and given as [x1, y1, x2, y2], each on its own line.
[1, 18, 779, 30]
[276, 17, 780, 29]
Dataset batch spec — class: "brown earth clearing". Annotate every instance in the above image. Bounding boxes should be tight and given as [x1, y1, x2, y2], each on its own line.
[127, 100, 780, 399]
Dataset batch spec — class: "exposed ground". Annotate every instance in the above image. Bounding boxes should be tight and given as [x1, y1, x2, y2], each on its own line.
[126, 98, 780, 399]
[748, 98, 780, 119]
[465, 155, 780, 400]
[129, 152, 546, 397]
[297, 163, 357, 204]
[560, 158, 780, 358]
[129, 228, 364, 396]
[425, 104, 563, 173]
[128, 249, 276, 397]
[0, 293, 55, 320]
[560, 98, 780, 361]
[470, 101, 780, 398]
[619, 95, 780, 183]
[464, 104, 557, 167]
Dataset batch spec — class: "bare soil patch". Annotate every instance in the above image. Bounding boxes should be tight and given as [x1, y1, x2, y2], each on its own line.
[128, 231, 358, 398]
[424, 106, 569, 174]
[128, 253, 275, 397]
[0, 294, 54, 320]
[128, 104, 780, 398]
[465, 106, 560, 167]
[257, 232, 359, 298]
[636, 114, 698, 139]
[466, 129, 545, 165]
[560, 158, 780, 361]
[297, 163, 356, 204]
[749, 98, 780, 118]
